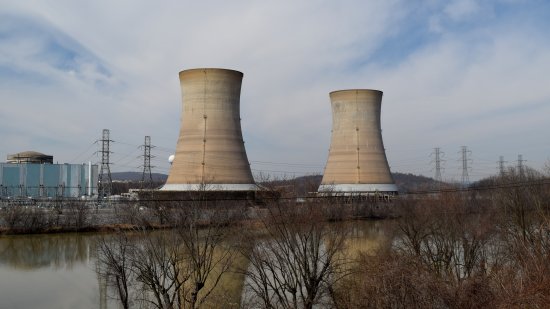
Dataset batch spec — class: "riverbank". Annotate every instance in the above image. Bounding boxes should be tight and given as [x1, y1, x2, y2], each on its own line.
[0, 199, 397, 235]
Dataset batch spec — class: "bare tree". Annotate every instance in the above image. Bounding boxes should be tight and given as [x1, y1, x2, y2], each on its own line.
[97, 229, 190, 309]
[96, 187, 240, 309]
[131, 231, 189, 309]
[174, 188, 242, 308]
[63, 200, 89, 230]
[115, 202, 142, 226]
[241, 200, 350, 309]
[395, 194, 493, 284]
[491, 169, 550, 307]
[1, 204, 28, 230]
[96, 232, 134, 309]
[0, 203, 50, 232]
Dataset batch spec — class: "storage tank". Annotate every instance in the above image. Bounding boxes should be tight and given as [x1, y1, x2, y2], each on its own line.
[318, 89, 397, 194]
[162, 68, 256, 191]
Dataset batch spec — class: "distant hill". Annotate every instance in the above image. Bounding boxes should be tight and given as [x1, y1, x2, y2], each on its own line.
[110, 171, 439, 194]
[111, 172, 168, 182]
[392, 172, 440, 193]
[260, 172, 440, 195]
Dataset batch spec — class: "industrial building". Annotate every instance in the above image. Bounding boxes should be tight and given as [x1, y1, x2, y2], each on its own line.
[0, 151, 98, 199]
[319, 89, 398, 195]
[162, 68, 256, 192]
[7, 151, 53, 164]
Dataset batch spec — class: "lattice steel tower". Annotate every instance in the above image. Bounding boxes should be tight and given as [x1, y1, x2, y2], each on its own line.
[432, 147, 444, 185]
[97, 129, 112, 197]
[140, 135, 155, 189]
[517, 154, 526, 177]
[460, 146, 471, 188]
[498, 156, 506, 176]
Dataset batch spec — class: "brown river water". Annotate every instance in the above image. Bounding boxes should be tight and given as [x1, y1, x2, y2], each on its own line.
[0, 220, 389, 309]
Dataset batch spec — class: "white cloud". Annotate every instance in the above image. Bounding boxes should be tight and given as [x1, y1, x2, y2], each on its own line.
[444, 0, 481, 21]
[0, 0, 549, 180]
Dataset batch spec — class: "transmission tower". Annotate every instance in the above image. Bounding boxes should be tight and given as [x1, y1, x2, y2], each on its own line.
[517, 154, 526, 177]
[431, 147, 445, 189]
[97, 129, 113, 198]
[460, 146, 472, 188]
[498, 156, 506, 176]
[140, 135, 155, 189]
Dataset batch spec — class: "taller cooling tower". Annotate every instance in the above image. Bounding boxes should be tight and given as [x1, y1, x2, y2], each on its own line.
[319, 89, 397, 194]
[162, 68, 256, 191]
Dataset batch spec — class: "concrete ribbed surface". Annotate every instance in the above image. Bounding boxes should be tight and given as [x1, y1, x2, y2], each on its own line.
[320, 89, 396, 192]
[164, 68, 254, 189]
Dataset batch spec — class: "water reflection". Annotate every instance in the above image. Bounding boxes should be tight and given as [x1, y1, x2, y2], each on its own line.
[0, 233, 95, 270]
[0, 233, 104, 309]
[346, 220, 393, 257]
[240, 220, 393, 307]
[0, 221, 390, 309]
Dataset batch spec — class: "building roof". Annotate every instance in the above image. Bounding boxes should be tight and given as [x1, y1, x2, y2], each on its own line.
[7, 151, 53, 164]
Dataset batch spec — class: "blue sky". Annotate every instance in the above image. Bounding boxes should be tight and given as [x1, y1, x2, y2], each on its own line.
[1, 0, 549, 181]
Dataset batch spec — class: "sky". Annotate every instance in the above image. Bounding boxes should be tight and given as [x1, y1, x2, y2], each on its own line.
[1, 0, 549, 182]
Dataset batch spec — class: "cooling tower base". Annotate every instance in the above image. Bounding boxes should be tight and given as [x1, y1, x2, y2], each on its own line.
[318, 183, 398, 194]
[160, 183, 258, 191]
[137, 187, 280, 205]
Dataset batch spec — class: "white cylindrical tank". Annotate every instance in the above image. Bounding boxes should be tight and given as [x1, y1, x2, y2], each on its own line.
[319, 89, 397, 193]
[162, 68, 256, 191]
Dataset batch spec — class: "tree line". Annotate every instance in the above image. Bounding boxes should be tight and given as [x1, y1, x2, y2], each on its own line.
[94, 167, 550, 308]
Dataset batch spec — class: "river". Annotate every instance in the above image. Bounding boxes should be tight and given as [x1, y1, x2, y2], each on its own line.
[0, 220, 390, 309]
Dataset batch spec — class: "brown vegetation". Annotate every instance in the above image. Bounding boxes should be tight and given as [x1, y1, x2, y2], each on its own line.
[334, 168, 550, 309]
[4, 167, 550, 308]
[239, 200, 351, 309]
[96, 193, 247, 309]
[0, 198, 94, 234]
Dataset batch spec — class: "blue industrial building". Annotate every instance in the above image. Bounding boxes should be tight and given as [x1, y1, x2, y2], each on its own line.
[0, 151, 98, 199]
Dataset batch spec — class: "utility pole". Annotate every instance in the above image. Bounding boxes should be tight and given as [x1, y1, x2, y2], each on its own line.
[460, 146, 472, 188]
[431, 147, 444, 190]
[140, 135, 155, 189]
[498, 155, 506, 176]
[97, 129, 113, 198]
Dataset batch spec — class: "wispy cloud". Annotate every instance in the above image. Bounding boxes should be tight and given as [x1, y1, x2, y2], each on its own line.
[0, 0, 549, 180]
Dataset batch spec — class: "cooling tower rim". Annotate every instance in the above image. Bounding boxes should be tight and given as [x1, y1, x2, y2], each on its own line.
[160, 183, 258, 191]
[318, 183, 398, 193]
[329, 89, 383, 96]
[179, 68, 243, 77]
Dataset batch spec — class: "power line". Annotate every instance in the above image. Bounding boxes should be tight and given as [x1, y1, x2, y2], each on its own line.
[69, 141, 97, 163]
[251, 160, 324, 167]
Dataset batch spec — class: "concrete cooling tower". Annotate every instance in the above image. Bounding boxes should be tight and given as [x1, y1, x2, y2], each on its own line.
[162, 68, 256, 191]
[318, 89, 397, 194]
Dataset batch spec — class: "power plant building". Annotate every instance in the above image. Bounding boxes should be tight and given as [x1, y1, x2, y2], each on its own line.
[0, 151, 98, 198]
[319, 89, 397, 194]
[162, 68, 256, 191]
[7, 151, 53, 164]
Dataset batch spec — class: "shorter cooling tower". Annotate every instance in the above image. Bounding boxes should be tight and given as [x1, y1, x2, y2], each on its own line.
[318, 89, 397, 194]
[162, 68, 256, 191]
